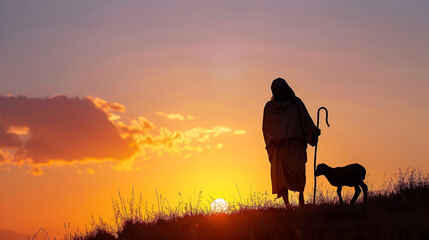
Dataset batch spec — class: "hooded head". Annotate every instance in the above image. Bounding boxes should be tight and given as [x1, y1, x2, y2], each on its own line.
[271, 77, 296, 102]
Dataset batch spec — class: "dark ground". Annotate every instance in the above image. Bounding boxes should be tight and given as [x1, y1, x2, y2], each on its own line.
[76, 184, 428, 240]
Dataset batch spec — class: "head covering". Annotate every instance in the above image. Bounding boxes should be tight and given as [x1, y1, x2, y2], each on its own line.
[271, 77, 289, 90]
[270, 77, 296, 101]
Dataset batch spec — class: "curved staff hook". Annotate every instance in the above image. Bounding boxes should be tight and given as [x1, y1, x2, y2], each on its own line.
[313, 107, 330, 205]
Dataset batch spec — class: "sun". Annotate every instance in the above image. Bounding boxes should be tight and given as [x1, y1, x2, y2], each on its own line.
[210, 198, 229, 213]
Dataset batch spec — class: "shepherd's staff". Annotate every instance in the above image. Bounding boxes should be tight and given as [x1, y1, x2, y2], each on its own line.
[313, 107, 330, 205]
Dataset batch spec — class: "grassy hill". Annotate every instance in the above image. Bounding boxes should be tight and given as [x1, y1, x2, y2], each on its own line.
[75, 169, 428, 240]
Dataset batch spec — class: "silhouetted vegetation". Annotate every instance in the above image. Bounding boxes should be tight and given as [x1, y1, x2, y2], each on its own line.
[74, 168, 428, 240]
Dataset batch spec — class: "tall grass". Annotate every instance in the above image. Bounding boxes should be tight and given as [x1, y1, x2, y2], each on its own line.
[74, 167, 428, 240]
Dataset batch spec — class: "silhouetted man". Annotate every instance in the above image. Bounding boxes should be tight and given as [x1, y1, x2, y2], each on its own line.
[263, 77, 320, 207]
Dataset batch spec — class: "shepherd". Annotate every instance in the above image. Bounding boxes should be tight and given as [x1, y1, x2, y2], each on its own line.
[262, 77, 321, 207]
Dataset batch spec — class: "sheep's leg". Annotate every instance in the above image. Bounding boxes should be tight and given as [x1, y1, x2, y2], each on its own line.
[360, 181, 368, 203]
[337, 186, 343, 205]
[351, 185, 361, 204]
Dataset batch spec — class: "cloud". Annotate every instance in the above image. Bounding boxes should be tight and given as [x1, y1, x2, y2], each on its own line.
[87, 96, 125, 121]
[0, 149, 5, 163]
[87, 96, 125, 112]
[214, 143, 223, 149]
[233, 130, 247, 135]
[116, 117, 154, 136]
[0, 95, 246, 175]
[156, 111, 195, 120]
[115, 115, 233, 159]
[28, 166, 44, 176]
[0, 95, 138, 171]
[119, 119, 232, 156]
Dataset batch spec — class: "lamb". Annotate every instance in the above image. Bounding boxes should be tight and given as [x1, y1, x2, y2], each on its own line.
[315, 163, 368, 204]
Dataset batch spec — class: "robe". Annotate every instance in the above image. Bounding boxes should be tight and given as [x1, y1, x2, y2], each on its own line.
[262, 97, 317, 194]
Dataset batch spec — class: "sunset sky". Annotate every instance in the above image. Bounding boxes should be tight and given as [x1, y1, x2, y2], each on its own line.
[1, 1, 428, 239]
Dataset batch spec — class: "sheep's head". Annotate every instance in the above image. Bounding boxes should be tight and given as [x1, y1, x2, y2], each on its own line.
[315, 163, 330, 177]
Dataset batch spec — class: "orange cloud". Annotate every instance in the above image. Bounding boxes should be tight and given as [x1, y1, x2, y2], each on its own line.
[0, 95, 137, 172]
[0, 95, 246, 174]
[28, 166, 44, 176]
[87, 96, 125, 122]
[6, 126, 29, 135]
[156, 111, 195, 120]
[233, 130, 246, 135]
[0, 149, 5, 163]
[87, 96, 125, 112]
[120, 121, 233, 157]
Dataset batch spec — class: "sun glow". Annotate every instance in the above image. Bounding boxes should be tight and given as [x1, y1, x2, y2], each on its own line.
[210, 198, 229, 213]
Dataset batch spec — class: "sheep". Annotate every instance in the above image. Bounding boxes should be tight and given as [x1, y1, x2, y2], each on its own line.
[315, 163, 368, 204]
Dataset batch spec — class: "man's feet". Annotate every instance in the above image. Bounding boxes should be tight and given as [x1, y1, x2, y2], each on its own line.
[280, 188, 289, 207]
[282, 195, 290, 207]
[299, 191, 305, 207]
[278, 189, 306, 207]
